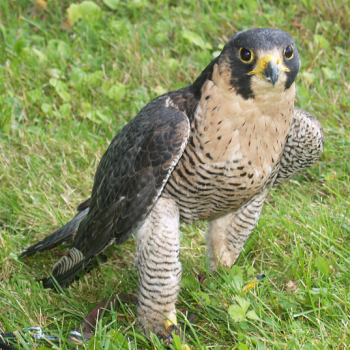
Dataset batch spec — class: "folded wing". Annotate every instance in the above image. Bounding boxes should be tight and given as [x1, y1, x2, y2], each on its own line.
[41, 96, 190, 288]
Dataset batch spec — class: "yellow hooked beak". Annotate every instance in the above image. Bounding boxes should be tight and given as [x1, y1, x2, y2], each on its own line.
[248, 54, 290, 85]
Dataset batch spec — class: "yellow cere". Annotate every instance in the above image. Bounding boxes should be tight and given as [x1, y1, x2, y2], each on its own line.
[248, 54, 290, 76]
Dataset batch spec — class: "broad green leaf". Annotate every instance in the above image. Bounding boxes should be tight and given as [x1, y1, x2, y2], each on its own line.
[108, 83, 126, 101]
[31, 48, 47, 62]
[181, 30, 212, 49]
[67, 3, 84, 24]
[296, 85, 310, 103]
[13, 39, 27, 54]
[103, 0, 120, 10]
[228, 304, 245, 322]
[84, 111, 100, 124]
[314, 34, 330, 49]
[247, 266, 256, 276]
[102, 80, 113, 94]
[96, 109, 112, 123]
[245, 0, 258, 10]
[41, 103, 52, 113]
[81, 104, 101, 124]
[321, 67, 334, 80]
[101, 267, 117, 282]
[52, 110, 62, 119]
[70, 66, 87, 85]
[209, 282, 217, 291]
[107, 329, 129, 349]
[246, 310, 260, 320]
[235, 296, 250, 313]
[167, 58, 180, 70]
[315, 256, 330, 277]
[82, 105, 112, 125]
[67, 1, 102, 25]
[27, 89, 42, 103]
[49, 78, 71, 102]
[59, 103, 71, 118]
[238, 344, 249, 350]
[81, 102, 92, 111]
[88, 71, 104, 87]
[0, 115, 11, 133]
[301, 72, 315, 84]
[181, 275, 198, 291]
[278, 299, 298, 310]
[78, 1, 101, 20]
[198, 291, 211, 305]
[125, 0, 149, 9]
[48, 39, 71, 57]
[109, 19, 130, 31]
[152, 85, 167, 96]
[183, 30, 203, 46]
[46, 68, 61, 79]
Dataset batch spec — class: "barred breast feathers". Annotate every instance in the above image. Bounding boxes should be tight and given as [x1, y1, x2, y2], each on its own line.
[164, 61, 296, 223]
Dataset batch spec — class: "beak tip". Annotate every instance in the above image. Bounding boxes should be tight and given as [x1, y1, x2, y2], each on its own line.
[264, 61, 280, 86]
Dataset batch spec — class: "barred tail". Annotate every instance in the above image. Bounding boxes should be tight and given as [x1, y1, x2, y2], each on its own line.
[20, 208, 89, 257]
[39, 196, 125, 289]
[41, 247, 88, 288]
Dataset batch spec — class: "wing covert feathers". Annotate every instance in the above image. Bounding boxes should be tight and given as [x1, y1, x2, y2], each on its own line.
[275, 107, 324, 185]
[41, 95, 190, 288]
[78, 95, 190, 248]
[76, 198, 91, 212]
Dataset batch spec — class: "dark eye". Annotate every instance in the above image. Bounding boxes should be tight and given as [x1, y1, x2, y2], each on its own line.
[284, 44, 294, 59]
[239, 48, 253, 63]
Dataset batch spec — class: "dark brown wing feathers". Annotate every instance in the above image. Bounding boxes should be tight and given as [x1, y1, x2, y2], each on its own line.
[76, 198, 91, 212]
[40, 92, 191, 287]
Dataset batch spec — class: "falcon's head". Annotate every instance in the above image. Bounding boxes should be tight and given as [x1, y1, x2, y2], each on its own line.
[211, 28, 300, 100]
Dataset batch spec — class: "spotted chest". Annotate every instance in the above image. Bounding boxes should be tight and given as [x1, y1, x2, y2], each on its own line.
[163, 78, 295, 223]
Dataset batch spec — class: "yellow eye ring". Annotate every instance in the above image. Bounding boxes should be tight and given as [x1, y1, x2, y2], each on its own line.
[239, 48, 254, 64]
[284, 44, 294, 60]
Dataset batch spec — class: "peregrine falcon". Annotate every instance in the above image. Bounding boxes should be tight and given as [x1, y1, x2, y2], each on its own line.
[22, 28, 324, 334]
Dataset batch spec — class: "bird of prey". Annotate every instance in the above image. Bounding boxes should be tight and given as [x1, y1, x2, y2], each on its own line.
[22, 28, 324, 335]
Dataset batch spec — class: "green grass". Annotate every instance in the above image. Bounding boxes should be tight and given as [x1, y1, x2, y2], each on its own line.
[1, 0, 350, 349]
